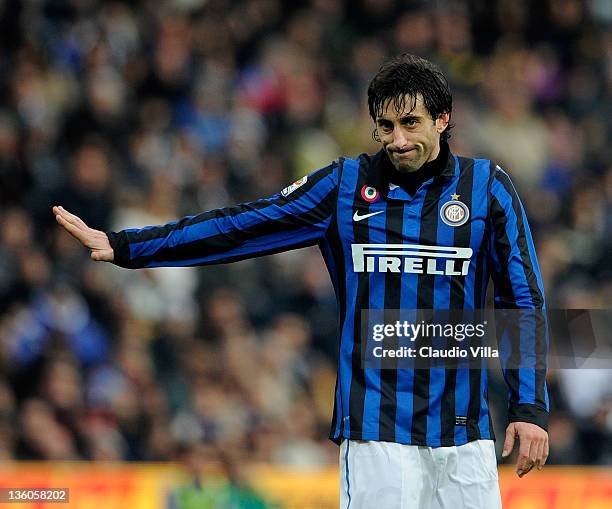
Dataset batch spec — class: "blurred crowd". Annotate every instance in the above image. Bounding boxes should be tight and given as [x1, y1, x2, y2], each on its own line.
[0, 0, 611, 474]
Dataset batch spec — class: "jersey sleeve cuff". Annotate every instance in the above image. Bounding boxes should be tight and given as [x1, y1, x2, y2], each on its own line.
[106, 231, 132, 268]
[508, 403, 549, 431]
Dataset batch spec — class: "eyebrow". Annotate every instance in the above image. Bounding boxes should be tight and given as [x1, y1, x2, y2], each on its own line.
[376, 114, 422, 123]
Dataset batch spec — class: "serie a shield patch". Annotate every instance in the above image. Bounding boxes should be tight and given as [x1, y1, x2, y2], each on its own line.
[281, 176, 308, 197]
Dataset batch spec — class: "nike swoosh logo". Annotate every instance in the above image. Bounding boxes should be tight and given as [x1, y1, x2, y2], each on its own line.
[353, 210, 384, 222]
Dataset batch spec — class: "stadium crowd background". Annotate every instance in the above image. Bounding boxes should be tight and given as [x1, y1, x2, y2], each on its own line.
[0, 0, 610, 475]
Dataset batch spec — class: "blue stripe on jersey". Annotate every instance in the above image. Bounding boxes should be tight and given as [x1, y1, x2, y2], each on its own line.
[478, 369, 491, 438]
[458, 158, 489, 443]
[490, 177, 540, 406]
[394, 193, 425, 442]
[426, 156, 460, 446]
[489, 180, 537, 308]
[128, 175, 335, 259]
[464, 159, 490, 309]
[511, 179, 546, 307]
[141, 221, 328, 267]
[507, 174, 550, 412]
[123, 220, 190, 234]
[337, 159, 360, 437]
[361, 201, 388, 439]
[518, 368, 537, 405]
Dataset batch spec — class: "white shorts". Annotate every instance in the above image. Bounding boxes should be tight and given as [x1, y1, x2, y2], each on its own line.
[339, 439, 502, 509]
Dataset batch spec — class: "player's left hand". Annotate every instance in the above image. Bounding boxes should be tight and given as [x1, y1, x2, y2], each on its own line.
[501, 421, 548, 477]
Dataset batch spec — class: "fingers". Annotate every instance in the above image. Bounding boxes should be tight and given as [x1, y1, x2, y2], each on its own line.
[54, 206, 89, 231]
[536, 435, 549, 470]
[54, 211, 89, 244]
[516, 434, 533, 477]
[518, 461, 535, 477]
[535, 439, 545, 470]
[62, 208, 89, 230]
[53, 205, 95, 247]
[502, 425, 516, 458]
[516, 432, 548, 477]
[53, 206, 114, 262]
[517, 439, 541, 477]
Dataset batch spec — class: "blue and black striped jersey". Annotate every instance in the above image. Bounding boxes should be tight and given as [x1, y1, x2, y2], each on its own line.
[107, 146, 549, 447]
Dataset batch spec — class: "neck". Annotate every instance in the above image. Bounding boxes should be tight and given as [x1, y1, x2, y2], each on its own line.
[385, 140, 449, 195]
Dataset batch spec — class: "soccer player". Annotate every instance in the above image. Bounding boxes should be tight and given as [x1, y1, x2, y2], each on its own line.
[53, 54, 549, 508]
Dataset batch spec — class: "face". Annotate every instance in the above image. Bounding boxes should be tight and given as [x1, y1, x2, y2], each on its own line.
[375, 94, 449, 173]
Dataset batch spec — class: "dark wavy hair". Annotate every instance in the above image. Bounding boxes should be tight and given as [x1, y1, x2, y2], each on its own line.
[367, 54, 454, 142]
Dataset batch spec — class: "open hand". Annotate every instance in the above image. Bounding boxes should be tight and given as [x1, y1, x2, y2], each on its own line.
[52, 206, 114, 262]
[502, 421, 549, 477]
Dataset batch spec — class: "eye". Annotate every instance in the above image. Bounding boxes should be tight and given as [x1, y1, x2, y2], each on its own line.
[378, 122, 393, 133]
[402, 118, 418, 127]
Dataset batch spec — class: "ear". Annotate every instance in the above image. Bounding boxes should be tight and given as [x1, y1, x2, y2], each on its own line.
[435, 112, 450, 134]
[372, 128, 381, 143]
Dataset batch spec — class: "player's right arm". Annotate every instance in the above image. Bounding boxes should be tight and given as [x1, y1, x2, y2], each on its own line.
[53, 164, 339, 268]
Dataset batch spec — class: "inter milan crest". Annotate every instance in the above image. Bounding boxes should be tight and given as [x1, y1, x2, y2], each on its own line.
[440, 193, 469, 227]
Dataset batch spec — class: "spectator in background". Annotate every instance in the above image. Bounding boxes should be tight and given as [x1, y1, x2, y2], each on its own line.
[167, 442, 276, 509]
[0, 0, 608, 471]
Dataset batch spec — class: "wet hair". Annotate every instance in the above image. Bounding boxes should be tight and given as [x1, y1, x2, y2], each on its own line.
[367, 54, 453, 142]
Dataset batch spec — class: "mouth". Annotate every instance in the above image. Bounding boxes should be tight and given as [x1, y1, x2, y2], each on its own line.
[393, 147, 416, 155]
[393, 148, 416, 156]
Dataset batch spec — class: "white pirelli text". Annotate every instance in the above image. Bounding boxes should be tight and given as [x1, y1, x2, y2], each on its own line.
[351, 243, 473, 275]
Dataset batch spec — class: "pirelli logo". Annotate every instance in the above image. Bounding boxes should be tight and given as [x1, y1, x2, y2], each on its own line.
[351, 244, 473, 275]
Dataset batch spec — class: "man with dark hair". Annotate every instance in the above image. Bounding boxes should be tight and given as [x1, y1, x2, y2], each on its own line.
[54, 53, 549, 508]
[369, 54, 454, 141]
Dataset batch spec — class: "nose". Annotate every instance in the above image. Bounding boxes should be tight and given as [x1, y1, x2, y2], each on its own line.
[392, 127, 409, 149]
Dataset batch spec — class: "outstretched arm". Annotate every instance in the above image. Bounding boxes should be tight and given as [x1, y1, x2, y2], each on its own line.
[52, 163, 339, 268]
[53, 206, 114, 262]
